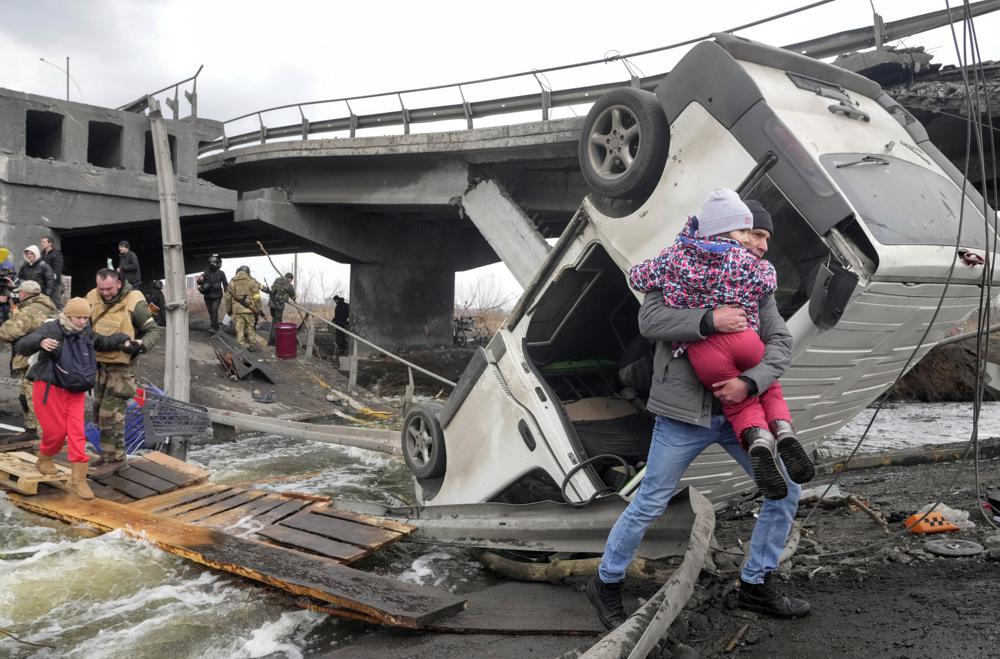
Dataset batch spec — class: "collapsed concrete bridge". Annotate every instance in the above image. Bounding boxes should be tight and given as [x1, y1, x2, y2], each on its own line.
[2, 3, 999, 349]
[0, 86, 581, 347]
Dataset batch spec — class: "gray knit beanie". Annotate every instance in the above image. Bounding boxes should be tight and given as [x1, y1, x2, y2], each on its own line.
[696, 189, 753, 238]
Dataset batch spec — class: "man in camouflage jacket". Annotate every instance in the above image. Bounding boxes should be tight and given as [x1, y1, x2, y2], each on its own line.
[225, 266, 263, 351]
[265, 273, 296, 346]
[86, 269, 161, 476]
[0, 280, 55, 443]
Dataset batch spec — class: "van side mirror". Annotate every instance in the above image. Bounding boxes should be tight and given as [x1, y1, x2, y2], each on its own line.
[808, 258, 858, 330]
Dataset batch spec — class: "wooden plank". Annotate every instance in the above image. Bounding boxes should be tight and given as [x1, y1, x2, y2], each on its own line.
[100, 474, 158, 500]
[157, 488, 247, 517]
[0, 441, 37, 453]
[255, 524, 368, 562]
[0, 452, 70, 494]
[0, 470, 39, 495]
[2, 452, 71, 478]
[7, 493, 466, 627]
[199, 494, 289, 529]
[279, 510, 402, 550]
[252, 499, 310, 526]
[124, 457, 195, 487]
[89, 480, 135, 504]
[129, 483, 229, 512]
[107, 465, 178, 494]
[173, 490, 269, 523]
[311, 504, 415, 535]
[141, 451, 210, 484]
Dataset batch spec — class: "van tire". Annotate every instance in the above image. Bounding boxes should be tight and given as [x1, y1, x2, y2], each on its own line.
[578, 88, 669, 199]
[402, 404, 447, 479]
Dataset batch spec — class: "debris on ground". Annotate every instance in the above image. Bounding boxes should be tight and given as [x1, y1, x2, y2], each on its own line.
[664, 457, 1000, 658]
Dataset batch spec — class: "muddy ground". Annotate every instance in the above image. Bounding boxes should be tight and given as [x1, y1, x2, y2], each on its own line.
[2, 320, 998, 658]
[661, 453, 1000, 659]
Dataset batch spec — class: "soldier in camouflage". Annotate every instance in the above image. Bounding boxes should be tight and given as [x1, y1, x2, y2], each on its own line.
[225, 265, 263, 351]
[87, 268, 161, 477]
[0, 280, 56, 443]
[265, 273, 296, 346]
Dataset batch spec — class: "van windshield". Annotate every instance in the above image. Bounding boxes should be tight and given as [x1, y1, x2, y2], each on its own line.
[821, 154, 991, 249]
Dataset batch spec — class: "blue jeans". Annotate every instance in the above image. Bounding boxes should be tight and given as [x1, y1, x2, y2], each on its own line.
[598, 414, 801, 585]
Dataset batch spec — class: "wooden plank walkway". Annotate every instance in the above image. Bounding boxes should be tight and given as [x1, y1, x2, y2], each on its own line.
[0, 452, 68, 494]
[91, 452, 210, 502]
[10, 493, 466, 627]
[4, 454, 467, 629]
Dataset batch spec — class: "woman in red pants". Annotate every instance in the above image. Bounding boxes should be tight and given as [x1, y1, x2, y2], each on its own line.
[17, 297, 102, 499]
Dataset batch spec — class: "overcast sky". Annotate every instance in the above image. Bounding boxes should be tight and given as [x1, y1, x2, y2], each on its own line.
[3, 0, 998, 302]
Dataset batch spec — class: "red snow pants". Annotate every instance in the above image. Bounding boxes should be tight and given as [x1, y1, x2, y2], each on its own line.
[33, 380, 89, 463]
[685, 329, 791, 449]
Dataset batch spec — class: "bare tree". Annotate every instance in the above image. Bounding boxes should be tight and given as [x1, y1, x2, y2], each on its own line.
[454, 272, 515, 342]
[455, 272, 514, 316]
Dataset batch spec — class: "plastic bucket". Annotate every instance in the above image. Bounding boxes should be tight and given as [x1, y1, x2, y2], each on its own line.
[274, 322, 298, 359]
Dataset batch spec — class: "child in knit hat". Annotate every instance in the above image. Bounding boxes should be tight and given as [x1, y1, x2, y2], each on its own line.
[628, 188, 814, 499]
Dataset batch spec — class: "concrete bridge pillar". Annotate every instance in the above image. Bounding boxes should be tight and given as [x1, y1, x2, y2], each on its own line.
[349, 263, 454, 352]
[460, 179, 551, 288]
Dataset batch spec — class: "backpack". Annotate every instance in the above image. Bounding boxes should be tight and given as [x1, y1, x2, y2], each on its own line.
[53, 331, 98, 392]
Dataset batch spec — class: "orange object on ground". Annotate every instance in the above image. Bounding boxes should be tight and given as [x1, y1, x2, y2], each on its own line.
[905, 511, 959, 534]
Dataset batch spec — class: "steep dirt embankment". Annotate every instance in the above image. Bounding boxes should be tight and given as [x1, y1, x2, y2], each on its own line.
[890, 334, 1000, 402]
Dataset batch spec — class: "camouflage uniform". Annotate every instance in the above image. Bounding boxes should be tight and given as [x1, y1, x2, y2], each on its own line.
[225, 271, 263, 350]
[0, 293, 56, 435]
[266, 276, 296, 345]
[87, 283, 161, 461]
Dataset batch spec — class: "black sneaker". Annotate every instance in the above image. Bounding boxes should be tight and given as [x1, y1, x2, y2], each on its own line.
[738, 573, 811, 618]
[587, 575, 628, 629]
[770, 420, 816, 484]
[744, 427, 788, 499]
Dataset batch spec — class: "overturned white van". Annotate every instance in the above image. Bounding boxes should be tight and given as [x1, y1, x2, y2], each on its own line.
[401, 33, 998, 508]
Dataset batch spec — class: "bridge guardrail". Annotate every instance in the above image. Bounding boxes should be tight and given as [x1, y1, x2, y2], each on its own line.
[198, 0, 909, 156]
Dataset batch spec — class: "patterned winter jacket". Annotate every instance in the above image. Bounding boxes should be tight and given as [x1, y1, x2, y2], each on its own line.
[0, 293, 57, 371]
[629, 216, 777, 331]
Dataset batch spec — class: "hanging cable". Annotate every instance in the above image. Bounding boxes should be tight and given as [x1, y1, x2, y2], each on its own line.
[802, 1, 1000, 554]
[801, 0, 992, 530]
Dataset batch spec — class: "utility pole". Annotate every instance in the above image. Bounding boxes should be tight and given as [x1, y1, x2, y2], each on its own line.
[65, 56, 70, 101]
[148, 96, 191, 460]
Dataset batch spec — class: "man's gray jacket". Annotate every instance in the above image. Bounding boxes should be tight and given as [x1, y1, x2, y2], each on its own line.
[639, 291, 792, 427]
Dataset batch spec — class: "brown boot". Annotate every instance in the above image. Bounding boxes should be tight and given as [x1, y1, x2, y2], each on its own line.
[68, 462, 95, 500]
[36, 452, 58, 475]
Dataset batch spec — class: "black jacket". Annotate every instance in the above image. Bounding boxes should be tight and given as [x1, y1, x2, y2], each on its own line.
[199, 268, 228, 299]
[118, 250, 141, 286]
[41, 248, 64, 278]
[16, 319, 124, 385]
[17, 260, 56, 297]
[334, 301, 349, 325]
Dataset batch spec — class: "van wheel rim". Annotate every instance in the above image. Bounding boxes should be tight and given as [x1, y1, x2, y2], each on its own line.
[585, 104, 640, 181]
[406, 417, 432, 465]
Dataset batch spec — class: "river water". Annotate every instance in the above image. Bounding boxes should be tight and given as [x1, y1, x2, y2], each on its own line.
[2, 402, 998, 657]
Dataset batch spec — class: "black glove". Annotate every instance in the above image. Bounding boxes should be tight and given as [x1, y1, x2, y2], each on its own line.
[122, 340, 145, 355]
[94, 332, 131, 351]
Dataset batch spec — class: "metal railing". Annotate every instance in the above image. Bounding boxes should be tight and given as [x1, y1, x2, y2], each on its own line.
[196, 1, 870, 156]
[284, 299, 456, 409]
[119, 65, 204, 118]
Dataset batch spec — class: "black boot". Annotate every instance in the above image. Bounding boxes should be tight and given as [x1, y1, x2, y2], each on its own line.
[587, 575, 628, 629]
[770, 420, 816, 484]
[743, 427, 788, 499]
[90, 454, 126, 479]
[738, 573, 811, 618]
